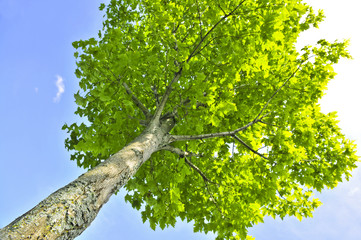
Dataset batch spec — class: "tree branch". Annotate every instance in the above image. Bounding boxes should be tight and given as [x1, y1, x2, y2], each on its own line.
[172, 22, 180, 34]
[150, 85, 160, 106]
[253, 61, 304, 121]
[152, 68, 183, 122]
[168, 122, 269, 160]
[122, 82, 152, 120]
[187, 0, 246, 63]
[160, 145, 200, 158]
[170, 130, 239, 142]
[184, 156, 225, 218]
[161, 146, 226, 218]
[169, 59, 305, 144]
[152, 1, 246, 123]
[128, 115, 147, 126]
[160, 145, 215, 184]
[175, 97, 191, 109]
[217, 3, 227, 16]
[184, 156, 214, 183]
[301, 158, 322, 162]
[259, 120, 278, 127]
[168, 113, 270, 143]
[195, 0, 203, 39]
[193, 32, 260, 58]
[183, 155, 225, 218]
[163, 97, 191, 118]
[231, 134, 268, 159]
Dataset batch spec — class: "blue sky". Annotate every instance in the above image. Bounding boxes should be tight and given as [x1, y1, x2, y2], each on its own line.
[0, 0, 360, 239]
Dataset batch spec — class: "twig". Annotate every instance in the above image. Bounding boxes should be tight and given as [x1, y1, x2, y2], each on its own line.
[150, 85, 160, 106]
[195, 0, 203, 39]
[184, 156, 226, 218]
[259, 120, 278, 127]
[184, 156, 214, 183]
[187, 0, 246, 63]
[203, 178, 225, 218]
[152, 68, 183, 122]
[172, 23, 180, 34]
[231, 134, 268, 160]
[122, 82, 152, 120]
[217, 3, 227, 16]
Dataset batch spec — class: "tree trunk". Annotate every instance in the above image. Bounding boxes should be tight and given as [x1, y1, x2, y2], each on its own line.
[0, 120, 173, 240]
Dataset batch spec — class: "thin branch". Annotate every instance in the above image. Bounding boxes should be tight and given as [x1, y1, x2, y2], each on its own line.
[167, 127, 269, 160]
[301, 159, 322, 162]
[168, 97, 191, 117]
[184, 156, 225, 218]
[170, 130, 238, 142]
[183, 155, 225, 218]
[154, 19, 183, 117]
[105, 65, 120, 83]
[169, 60, 305, 143]
[217, 3, 227, 16]
[122, 82, 152, 120]
[172, 22, 180, 34]
[160, 145, 200, 158]
[233, 112, 272, 132]
[231, 134, 268, 159]
[169, 113, 270, 143]
[181, 32, 190, 43]
[257, 145, 268, 152]
[203, 177, 225, 218]
[187, 0, 246, 63]
[161, 145, 218, 186]
[152, 67, 183, 122]
[162, 146, 230, 218]
[128, 115, 147, 126]
[194, 37, 217, 56]
[259, 120, 279, 127]
[195, 0, 203, 39]
[150, 159, 164, 197]
[253, 61, 304, 121]
[193, 32, 261, 57]
[150, 85, 160, 106]
[231, 141, 235, 160]
[184, 156, 214, 183]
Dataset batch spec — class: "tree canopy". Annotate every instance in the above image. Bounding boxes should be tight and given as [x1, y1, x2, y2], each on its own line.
[62, 0, 358, 239]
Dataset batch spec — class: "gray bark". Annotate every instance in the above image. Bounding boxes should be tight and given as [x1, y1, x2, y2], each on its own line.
[0, 119, 174, 240]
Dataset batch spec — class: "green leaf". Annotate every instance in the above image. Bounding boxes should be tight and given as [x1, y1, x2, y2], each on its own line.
[196, 72, 206, 81]
[99, 3, 106, 11]
[74, 91, 86, 107]
[75, 69, 82, 78]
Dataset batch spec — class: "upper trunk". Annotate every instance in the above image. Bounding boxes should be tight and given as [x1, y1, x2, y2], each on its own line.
[0, 119, 174, 240]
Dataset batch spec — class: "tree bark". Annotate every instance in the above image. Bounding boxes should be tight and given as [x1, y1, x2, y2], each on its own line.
[0, 119, 173, 240]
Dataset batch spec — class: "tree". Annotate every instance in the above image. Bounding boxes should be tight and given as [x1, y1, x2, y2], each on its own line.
[0, 0, 358, 239]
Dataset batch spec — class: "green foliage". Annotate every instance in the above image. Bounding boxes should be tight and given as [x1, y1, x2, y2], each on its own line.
[63, 0, 358, 239]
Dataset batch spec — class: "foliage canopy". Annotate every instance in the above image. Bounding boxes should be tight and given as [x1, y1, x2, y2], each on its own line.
[63, 0, 358, 239]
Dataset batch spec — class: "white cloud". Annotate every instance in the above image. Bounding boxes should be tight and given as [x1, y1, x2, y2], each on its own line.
[53, 75, 65, 102]
[35, 87, 38, 93]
